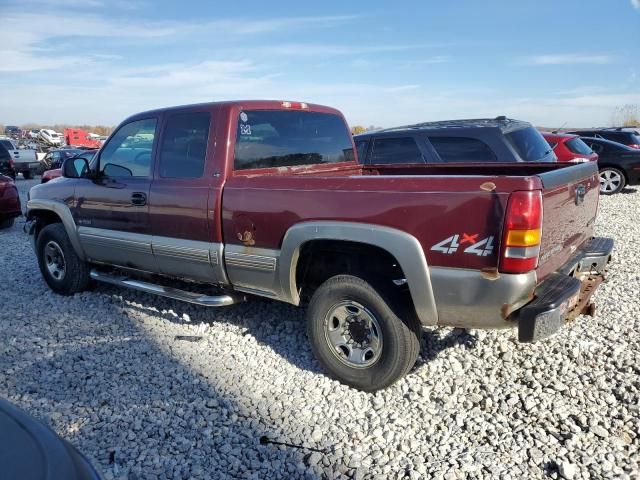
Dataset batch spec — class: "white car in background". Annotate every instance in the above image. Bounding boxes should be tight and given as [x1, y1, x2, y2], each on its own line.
[38, 129, 63, 146]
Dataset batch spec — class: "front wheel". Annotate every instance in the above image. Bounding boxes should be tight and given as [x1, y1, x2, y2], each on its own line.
[0, 217, 14, 229]
[36, 223, 91, 295]
[599, 167, 626, 195]
[306, 274, 421, 391]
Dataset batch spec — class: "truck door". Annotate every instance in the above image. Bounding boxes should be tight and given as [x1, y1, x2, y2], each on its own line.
[73, 117, 157, 272]
[148, 109, 226, 283]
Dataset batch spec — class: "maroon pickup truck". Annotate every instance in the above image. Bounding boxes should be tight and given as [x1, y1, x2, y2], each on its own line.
[25, 100, 613, 391]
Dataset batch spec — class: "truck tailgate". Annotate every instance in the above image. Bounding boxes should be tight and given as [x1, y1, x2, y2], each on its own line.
[536, 162, 600, 280]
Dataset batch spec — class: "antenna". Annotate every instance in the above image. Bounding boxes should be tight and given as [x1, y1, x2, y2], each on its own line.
[556, 121, 568, 132]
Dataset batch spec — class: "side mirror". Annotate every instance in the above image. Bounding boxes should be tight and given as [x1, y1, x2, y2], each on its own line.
[62, 157, 90, 178]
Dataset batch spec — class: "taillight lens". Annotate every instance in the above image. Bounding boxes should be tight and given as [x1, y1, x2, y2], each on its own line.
[499, 190, 543, 273]
[628, 144, 640, 149]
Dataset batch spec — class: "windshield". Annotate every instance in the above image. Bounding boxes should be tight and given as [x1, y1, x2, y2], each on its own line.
[566, 138, 594, 156]
[505, 127, 557, 162]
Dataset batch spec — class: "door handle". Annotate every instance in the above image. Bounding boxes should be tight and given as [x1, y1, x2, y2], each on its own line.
[131, 192, 147, 206]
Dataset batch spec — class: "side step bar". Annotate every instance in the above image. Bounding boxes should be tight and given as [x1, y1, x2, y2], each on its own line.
[90, 270, 245, 307]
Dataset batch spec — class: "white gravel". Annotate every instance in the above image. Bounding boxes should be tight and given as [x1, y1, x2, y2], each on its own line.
[1, 178, 639, 479]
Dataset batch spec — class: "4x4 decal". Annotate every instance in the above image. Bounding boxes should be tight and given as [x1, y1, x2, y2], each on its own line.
[431, 234, 495, 256]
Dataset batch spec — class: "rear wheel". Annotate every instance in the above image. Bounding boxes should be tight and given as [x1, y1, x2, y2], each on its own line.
[599, 167, 625, 195]
[36, 223, 90, 295]
[306, 274, 421, 391]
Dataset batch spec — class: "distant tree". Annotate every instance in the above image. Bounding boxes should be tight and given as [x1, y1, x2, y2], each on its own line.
[611, 104, 640, 127]
[366, 125, 382, 132]
[351, 125, 367, 135]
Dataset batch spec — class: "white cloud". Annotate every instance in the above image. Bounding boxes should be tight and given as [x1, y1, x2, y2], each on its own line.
[517, 54, 612, 66]
[632, 0, 640, 9]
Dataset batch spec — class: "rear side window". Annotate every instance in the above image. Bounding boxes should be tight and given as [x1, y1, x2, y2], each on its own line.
[428, 137, 496, 163]
[0, 140, 13, 150]
[159, 112, 211, 178]
[355, 139, 369, 163]
[370, 137, 423, 164]
[0, 144, 10, 161]
[234, 110, 354, 170]
[505, 127, 555, 162]
[565, 138, 593, 156]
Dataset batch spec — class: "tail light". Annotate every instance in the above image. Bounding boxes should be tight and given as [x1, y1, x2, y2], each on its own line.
[8, 159, 14, 168]
[628, 144, 640, 149]
[499, 190, 543, 273]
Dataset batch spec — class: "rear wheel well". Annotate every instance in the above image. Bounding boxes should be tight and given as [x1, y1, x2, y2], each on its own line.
[295, 240, 411, 305]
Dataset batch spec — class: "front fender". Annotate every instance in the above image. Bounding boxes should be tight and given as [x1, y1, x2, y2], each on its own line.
[26, 199, 85, 260]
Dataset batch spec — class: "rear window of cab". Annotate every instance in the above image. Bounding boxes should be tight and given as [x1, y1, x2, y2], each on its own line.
[234, 110, 354, 170]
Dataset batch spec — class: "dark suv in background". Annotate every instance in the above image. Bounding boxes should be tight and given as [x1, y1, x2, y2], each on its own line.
[354, 117, 557, 165]
[569, 128, 640, 150]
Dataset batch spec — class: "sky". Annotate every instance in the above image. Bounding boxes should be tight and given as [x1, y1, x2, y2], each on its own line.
[0, 0, 638, 128]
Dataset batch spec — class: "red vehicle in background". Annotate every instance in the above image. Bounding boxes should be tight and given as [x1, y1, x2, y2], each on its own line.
[0, 175, 21, 229]
[542, 132, 598, 163]
[64, 128, 102, 149]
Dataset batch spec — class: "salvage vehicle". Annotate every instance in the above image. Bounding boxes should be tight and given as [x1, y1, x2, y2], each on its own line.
[4, 125, 21, 138]
[541, 132, 598, 163]
[0, 144, 16, 179]
[26, 100, 613, 391]
[354, 117, 557, 165]
[569, 127, 640, 150]
[0, 174, 21, 229]
[38, 129, 63, 147]
[0, 138, 39, 179]
[41, 150, 97, 184]
[581, 137, 640, 195]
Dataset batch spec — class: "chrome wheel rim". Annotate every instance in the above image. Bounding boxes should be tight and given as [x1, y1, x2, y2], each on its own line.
[599, 169, 622, 193]
[44, 241, 66, 281]
[324, 301, 383, 368]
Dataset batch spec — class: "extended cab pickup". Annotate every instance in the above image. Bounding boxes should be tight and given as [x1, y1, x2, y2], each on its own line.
[0, 138, 39, 179]
[25, 100, 613, 391]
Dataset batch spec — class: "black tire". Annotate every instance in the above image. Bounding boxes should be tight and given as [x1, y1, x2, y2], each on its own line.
[306, 274, 421, 391]
[0, 217, 14, 229]
[22, 171, 33, 180]
[36, 223, 90, 295]
[599, 167, 626, 195]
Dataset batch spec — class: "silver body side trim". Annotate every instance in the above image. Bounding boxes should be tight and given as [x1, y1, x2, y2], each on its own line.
[278, 221, 439, 326]
[152, 236, 228, 284]
[429, 267, 537, 329]
[224, 245, 280, 295]
[26, 199, 86, 260]
[78, 226, 156, 272]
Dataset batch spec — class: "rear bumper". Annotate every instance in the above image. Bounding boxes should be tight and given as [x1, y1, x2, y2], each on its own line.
[515, 236, 613, 342]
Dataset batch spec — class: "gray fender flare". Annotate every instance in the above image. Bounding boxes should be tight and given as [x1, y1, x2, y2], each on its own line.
[278, 221, 438, 326]
[27, 199, 85, 260]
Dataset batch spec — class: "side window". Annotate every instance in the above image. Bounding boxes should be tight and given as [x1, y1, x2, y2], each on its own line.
[587, 142, 603, 154]
[370, 137, 423, 164]
[429, 137, 497, 163]
[99, 118, 157, 177]
[159, 112, 211, 178]
[355, 139, 369, 163]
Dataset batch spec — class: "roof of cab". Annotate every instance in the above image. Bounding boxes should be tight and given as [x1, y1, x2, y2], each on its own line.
[123, 100, 344, 123]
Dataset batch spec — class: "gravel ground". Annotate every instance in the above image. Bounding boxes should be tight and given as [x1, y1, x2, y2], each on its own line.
[1, 178, 639, 480]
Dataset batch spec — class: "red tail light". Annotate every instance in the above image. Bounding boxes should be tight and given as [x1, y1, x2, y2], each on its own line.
[8, 159, 14, 168]
[628, 144, 640, 149]
[499, 190, 543, 273]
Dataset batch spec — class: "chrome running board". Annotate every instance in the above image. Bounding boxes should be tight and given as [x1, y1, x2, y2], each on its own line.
[90, 270, 244, 307]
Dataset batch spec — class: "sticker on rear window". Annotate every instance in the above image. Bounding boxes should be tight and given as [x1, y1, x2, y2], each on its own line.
[240, 124, 252, 135]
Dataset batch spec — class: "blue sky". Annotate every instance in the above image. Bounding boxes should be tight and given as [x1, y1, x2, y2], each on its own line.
[0, 0, 638, 127]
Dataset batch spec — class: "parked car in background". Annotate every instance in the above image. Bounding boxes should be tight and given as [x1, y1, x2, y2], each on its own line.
[354, 117, 557, 165]
[541, 132, 598, 163]
[0, 138, 39, 179]
[580, 137, 640, 194]
[4, 125, 21, 138]
[26, 100, 611, 391]
[569, 128, 640, 149]
[38, 129, 63, 146]
[0, 144, 16, 179]
[0, 175, 21, 229]
[28, 129, 41, 139]
[0, 398, 101, 479]
[41, 149, 97, 183]
[41, 148, 89, 172]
